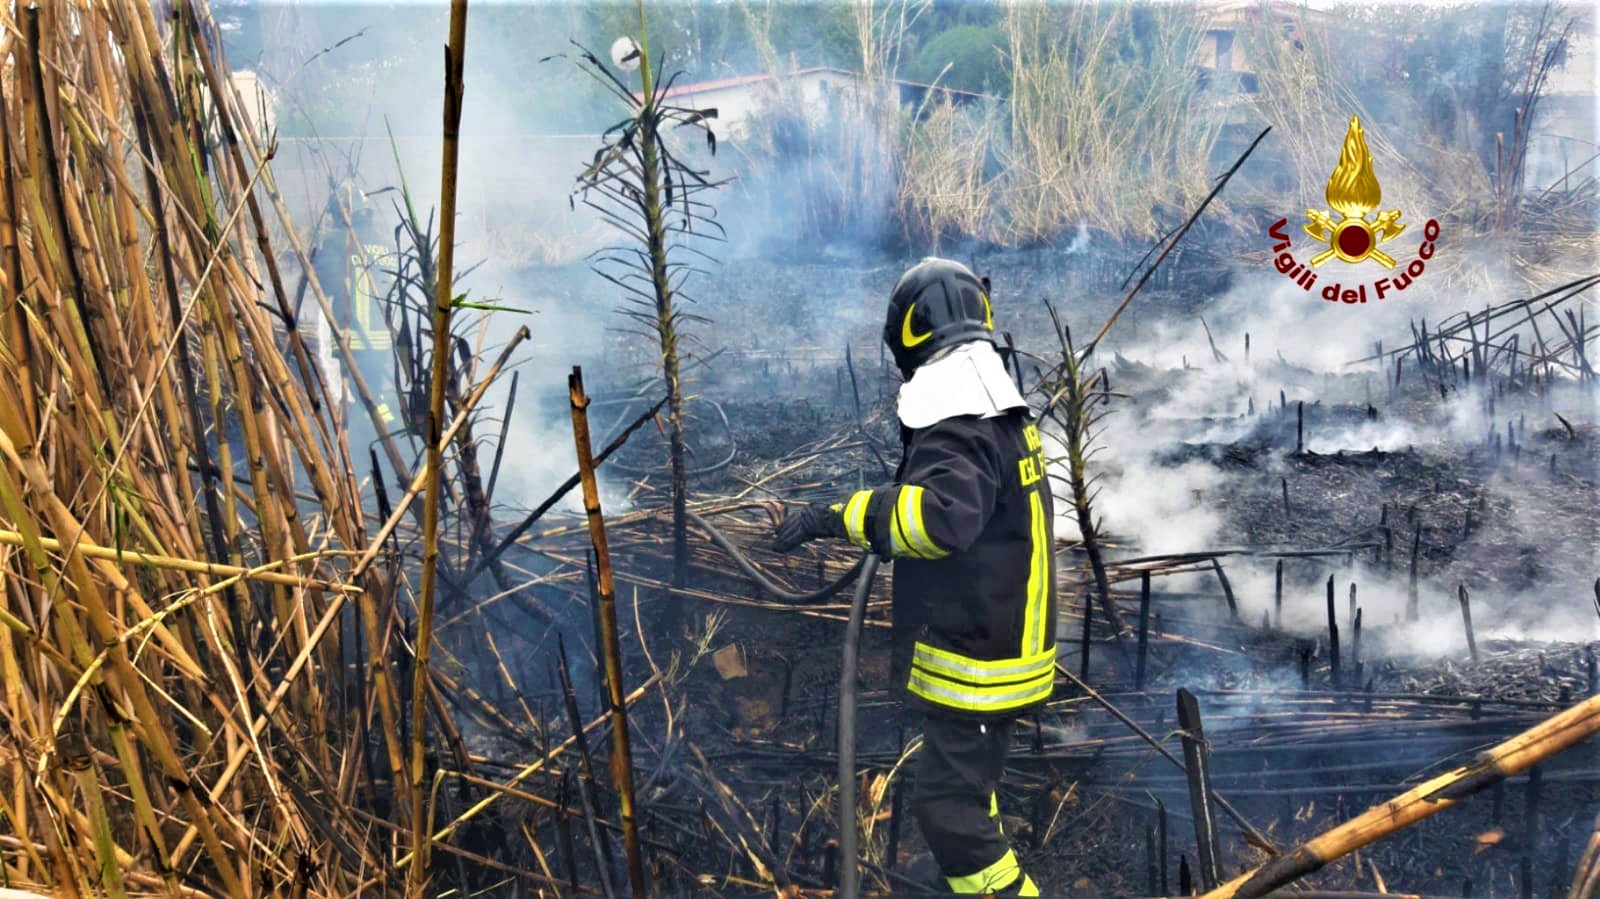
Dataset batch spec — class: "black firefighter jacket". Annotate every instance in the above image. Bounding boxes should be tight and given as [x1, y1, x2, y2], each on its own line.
[832, 410, 1057, 718]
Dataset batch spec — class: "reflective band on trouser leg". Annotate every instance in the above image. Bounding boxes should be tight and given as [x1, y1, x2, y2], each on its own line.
[1021, 491, 1049, 655]
[946, 848, 1023, 894]
[841, 490, 872, 549]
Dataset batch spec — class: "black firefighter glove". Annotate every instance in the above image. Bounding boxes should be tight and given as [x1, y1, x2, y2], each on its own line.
[772, 502, 849, 553]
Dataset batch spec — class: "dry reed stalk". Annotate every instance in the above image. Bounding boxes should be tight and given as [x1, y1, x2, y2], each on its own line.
[408, 1, 470, 891]
[1002, 3, 1217, 243]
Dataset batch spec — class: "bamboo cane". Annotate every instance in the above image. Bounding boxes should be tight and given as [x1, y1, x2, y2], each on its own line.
[1202, 693, 1600, 897]
[407, 0, 470, 891]
[0, 530, 358, 591]
[569, 366, 647, 897]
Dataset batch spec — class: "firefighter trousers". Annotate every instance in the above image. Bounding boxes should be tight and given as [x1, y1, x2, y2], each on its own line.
[911, 713, 1038, 895]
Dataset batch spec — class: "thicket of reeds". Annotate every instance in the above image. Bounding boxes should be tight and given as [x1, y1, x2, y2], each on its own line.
[0, 2, 517, 894]
[735, 0, 1593, 262]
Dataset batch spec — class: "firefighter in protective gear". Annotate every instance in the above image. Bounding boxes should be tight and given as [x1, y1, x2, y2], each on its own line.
[774, 257, 1054, 896]
[314, 194, 398, 448]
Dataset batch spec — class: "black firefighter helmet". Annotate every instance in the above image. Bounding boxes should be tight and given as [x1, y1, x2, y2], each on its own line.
[883, 257, 994, 377]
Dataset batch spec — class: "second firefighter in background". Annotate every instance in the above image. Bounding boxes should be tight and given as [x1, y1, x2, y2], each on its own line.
[774, 257, 1056, 896]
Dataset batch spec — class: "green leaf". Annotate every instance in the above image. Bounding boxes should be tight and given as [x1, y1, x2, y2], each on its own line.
[454, 301, 531, 314]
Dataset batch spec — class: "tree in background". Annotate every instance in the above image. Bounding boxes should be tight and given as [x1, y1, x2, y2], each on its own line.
[905, 24, 1006, 93]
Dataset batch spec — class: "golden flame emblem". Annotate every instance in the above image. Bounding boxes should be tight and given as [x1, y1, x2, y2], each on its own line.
[1304, 115, 1404, 268]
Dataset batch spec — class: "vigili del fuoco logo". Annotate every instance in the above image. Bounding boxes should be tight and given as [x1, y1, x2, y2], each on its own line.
[1267, 114, 1440, 304]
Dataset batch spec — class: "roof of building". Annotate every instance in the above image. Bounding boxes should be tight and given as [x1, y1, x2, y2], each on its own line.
[652, 66, 988, 102]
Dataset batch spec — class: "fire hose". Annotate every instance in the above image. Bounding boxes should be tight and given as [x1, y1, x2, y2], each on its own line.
[686, 510, 879, 898]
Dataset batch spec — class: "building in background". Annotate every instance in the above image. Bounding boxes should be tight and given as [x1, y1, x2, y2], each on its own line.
[651, 66, 986, 141]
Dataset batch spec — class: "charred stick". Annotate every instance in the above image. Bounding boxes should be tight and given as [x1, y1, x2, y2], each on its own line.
[557, 774, 580, 892]
[1408, 523, 1422, 622]
[1297, 401, 1305, 454]
[886, 727, 905, 869]
[483, 370, 519, 508]
[1274, 560, 1284, 630]
[1522, 766, 1543, 899]
[1178, 688, 1223, 888]
[768, 792, 783, 860]
[1459, 584, 1480, 662]
[1147, 824, 1159, 895]
[844, 343, 863, 430]
[1327, 576, 1342, 688]
[557, 642, 619, 899]
[1213, 559, 1239, 621]
[1079, 592, 1094, 678]
[1136, 572, 1153, 690]
[1352, 608, 1363, 683]
[1159, 797, 1171, 894]
[1085, 126, 1270, 352]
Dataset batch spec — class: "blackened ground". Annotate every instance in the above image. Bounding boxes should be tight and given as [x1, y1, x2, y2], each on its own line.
[488, 244, 1600, 895]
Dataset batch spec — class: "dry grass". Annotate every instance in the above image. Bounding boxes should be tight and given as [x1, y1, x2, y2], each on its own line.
[1000, 3, 1221, 244]
[893, 3, 1223, 246]
[895, 97, 1001, 248]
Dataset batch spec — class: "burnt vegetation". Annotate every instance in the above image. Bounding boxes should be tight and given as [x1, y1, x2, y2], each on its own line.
[0, 1, 1597, 898]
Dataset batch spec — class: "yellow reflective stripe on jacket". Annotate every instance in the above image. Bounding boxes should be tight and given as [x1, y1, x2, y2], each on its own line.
[907, 642, 1056, 713]
[891, 485, 948, 559]
[842, 490, 872, 549]
[349, 244, 391, 351]
[946, 847, 1024, 894]
[1021, 490, 1049, 654]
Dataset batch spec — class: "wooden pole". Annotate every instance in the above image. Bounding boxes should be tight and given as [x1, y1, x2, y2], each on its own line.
[569, 366, 648, 897]
[1202, 693, 1600, 898]
[1459, 583, 1480, 662]
[408, 2, 469, 890]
